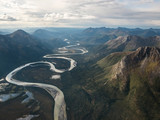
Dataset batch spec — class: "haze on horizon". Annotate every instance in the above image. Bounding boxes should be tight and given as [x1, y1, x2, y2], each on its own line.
[0, 0, 160, 28]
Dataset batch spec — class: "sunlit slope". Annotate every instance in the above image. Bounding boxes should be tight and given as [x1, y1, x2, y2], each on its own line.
[82, 47, 160, 120]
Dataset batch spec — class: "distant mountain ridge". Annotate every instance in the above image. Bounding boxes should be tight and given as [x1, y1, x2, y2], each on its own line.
[79, 27, 160, 45]
[32, 28, 83, 40]
[95, 35, 160, 59]
[10, 29, 29, 37]
[83, 27, 160, 37]
[33, 29, 60, 39]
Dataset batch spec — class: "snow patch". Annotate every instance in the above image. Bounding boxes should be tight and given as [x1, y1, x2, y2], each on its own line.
[16, 115, 39, 120]
[0, 93, 20, 102]
[64, 39, 68, 41]
[21, 91, 34, 103]
[58, 51, 68, 54]
[51, 75, 61, 79]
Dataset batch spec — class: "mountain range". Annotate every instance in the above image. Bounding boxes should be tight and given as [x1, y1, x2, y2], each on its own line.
[64, 46, 160, 120]
[32, 28, 83, 40]
[79, 27, 160, 45]
[97, 35, 160, 57]
[83, 27, 160, 38]
[33, 29, 62, 40]
[0, 27, 160, 120]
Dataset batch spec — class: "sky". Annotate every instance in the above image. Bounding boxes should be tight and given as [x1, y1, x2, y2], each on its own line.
[0, 0, 160, 28]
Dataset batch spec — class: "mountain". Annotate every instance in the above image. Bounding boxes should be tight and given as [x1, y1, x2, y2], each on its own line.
[94, 46, 160, 119]
[96, 35, 160, 59]
[82, 27, 114, 36]
[80, 34, 117, 45]
[63, 46, 160, 120]
[0, 29, 50, 77]
[32, 29, 60, 39]
[32, 28, 83, 40]
[79, 27, 116, 45]
[10, 29, 29, 37]
[79, 27, 160, 45]
[83, 27, 160, 38]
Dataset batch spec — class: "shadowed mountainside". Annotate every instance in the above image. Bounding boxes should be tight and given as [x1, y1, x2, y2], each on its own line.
[0, 30, 50, 77]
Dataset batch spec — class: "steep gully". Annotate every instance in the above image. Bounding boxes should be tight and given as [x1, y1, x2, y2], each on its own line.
[5, 39, 88, 120]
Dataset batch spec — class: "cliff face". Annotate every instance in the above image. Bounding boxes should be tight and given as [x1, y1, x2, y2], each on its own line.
[111, 47, 160, 77]
[109, 47, 160, 92]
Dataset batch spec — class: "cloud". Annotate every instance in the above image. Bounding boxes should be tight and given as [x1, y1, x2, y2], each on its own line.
[0, 0, 160, 28]
[0, 14, 17, 21]
[139, 0, 154, 3]
[44, 13, 64, 22]
[43, 12, 96, 22]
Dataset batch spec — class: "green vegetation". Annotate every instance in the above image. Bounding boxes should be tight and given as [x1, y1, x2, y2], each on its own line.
[97, 52, 128, 68]
[61, 47, 160, 120]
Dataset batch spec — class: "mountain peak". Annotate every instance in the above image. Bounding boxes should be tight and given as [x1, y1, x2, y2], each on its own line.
[136, 46, 160, 56]
[119, 46, 160, 71]
[134, 46, 160, 60]
[10, 29, 29, 37]
[110, 46, 160, 82]
[34, 29, 51, 34]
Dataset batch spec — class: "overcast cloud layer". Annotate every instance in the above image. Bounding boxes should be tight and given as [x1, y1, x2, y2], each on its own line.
[0, 0, 160, 28]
